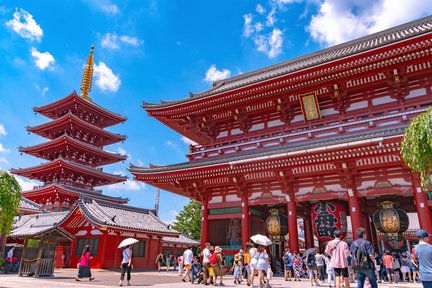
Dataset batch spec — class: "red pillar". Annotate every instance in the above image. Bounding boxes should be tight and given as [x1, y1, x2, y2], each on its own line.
[412, 174, 432, 233]
[369, 215, 379, 251]
[304, 212, 314, 248]
[241, 195, 250, 248]
[287, 194, 299, 252]
[113, 233, 121, 268]
[348, 188, 362, 240]
[362, 214, 371, 241]
[99, 231, 108, 269]
[146, 236, 153, 268]
[201, 200, 209, 250]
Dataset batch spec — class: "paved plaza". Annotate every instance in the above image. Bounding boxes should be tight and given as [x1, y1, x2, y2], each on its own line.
[0, 269, 424, 288]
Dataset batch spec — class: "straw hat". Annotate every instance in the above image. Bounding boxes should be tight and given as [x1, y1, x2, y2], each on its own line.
[214, 246, 222, 253]
[234, 253, 241, 261]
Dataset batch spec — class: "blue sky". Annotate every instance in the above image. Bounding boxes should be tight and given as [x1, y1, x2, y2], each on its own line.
[0, 0, 431, 224]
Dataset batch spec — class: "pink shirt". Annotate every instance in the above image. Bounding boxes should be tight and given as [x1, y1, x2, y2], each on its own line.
[79, 251, 91, 267]
[325, 239, 349, 268]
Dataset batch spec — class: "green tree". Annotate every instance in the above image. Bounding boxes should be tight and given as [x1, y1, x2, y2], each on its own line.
[0, 171, 21, 255]
[171, 199, 201, 240]
[401, 108, 432, 192]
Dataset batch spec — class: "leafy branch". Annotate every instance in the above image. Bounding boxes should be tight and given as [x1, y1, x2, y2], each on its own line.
[0, 171, 21, 234]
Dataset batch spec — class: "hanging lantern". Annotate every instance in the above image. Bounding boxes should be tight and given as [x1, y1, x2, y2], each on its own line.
[373, 201, 409, 240]
[311, 202, 347, 241]
[265, 208, 288, 242]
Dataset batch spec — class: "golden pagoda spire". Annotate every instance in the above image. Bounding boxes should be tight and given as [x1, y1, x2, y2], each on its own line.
[80, 45, 95, 101]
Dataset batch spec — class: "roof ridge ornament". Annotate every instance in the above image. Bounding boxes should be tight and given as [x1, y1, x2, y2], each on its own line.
[80, 45, 95, 101]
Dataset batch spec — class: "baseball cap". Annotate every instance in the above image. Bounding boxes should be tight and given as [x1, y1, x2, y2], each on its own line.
[415, 229, 432, 238]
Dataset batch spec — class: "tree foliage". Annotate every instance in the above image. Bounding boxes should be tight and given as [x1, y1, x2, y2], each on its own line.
[0, 172, 21, 234]
[401, 108, 432, 192]
[171, 199, 201, 240]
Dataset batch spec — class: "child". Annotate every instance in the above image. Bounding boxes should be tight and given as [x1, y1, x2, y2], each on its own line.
[233, 253, 242, 284]
[325, 254, 335, 287]
[191, 256, 203, 284]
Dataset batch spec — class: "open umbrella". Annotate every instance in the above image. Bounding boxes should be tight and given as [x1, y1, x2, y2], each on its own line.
[250, 234, 272, 246]
[118, 238, 139, 248]
[303, 247, 317, 258]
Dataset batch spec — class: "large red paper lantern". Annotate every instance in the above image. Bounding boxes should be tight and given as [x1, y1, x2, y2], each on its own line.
[311, 202, 347, 241]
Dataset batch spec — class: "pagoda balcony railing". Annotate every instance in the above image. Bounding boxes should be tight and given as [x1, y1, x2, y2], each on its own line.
[187, 105, 430, 161]
[33, 184, 102, 194]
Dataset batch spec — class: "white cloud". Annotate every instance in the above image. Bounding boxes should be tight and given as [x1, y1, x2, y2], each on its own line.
[0, 157, 9, 166]
[34, 84, 49, 96]
[0, 124, 6, 136]
[14, 176, 37, 191]
[117, 147, 131, 159]
[84, 0, 119, 15]
[31, 47, 55, 70]
[6, 8, 43, 41]
[165, 140, 177, 148]
[0, 143, 10, 153]
[256, 4, 266, 14]
[101, 33, 143, 49]
[204, 65, 232, 83]
[161, 209, 179, 225]
[137, 159, 145, 166]
[243, 14, 254, 37]
[105, 171, 147, 191]
[180, 136, 198, 146]
[266, 7, 276, 27]
[254, 28, 284, 58]
[93, 61, 121, 93]
[307, 0, 432, 47]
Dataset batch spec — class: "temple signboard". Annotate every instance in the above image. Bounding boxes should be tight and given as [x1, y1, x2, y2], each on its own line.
[299, 91, 321, 121]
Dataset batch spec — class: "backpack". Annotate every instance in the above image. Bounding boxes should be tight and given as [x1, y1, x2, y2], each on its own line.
[306, 254, 316, 267]
[351, 240, 370, 271]
[283, 253, 291, 265]
[209, 253, 218, 266]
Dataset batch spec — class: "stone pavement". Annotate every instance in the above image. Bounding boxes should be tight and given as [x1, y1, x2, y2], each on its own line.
[0, 269, 425, 288]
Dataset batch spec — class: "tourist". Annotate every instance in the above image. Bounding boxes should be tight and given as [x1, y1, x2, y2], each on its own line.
[178, 255, 184, 276]
[119, 244, 133, 287]
[233, 253, 242, 284]
[174, 255, 178, 270]
[243, 243, 252, 286]
[306, 251, 319, 286]
[249, 245, 258, 287]
[325, 254, 335, 287]
[383, 250, 395, 283]
[256, 245, 270, 288]
[325, 230, 350, 288]
[166, 254, 171, 272]
[155, 252, 164, 273]
[293, 251, 302, 281]
[392, 252, 401, 282]
[283, 248, 293, 281]
[211, 246, 225, 286]
[315, 251, 326, 282]
[75, 245, 95, 282]
[182, 245, 193, 282]
[201, 242, 212, 285]
[346, 254, 356, 282]
[191, 256, 203, 284]
[410, 253, 419, 283]
[349, 227, 378, 288]
[414, 229, 432, 288]
[400, 252, 411, 282]
[5, 246, 14, 274]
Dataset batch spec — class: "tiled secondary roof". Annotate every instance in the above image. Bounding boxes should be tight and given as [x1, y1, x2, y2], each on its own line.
[19, 197, 43, 212]
[9, 211, 71, 238]
[76, 200, 179, 236]
[131, 126, 405, 173]
[143, 15, 432, 108]
[162, 233, 200, 245]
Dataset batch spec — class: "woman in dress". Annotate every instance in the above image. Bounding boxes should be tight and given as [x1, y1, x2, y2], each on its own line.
[256, 245, 270, 288]
[166, 254, 171, 272]
[233, 253, 242, 284]
[119, 244, 133, 286]
[293, 251, 302, 281]
[155, 252, 164, 273]
[400, 253, 411, 282]
[75, 245, 95, 282]
[212, 246, 225, 286]
[249, 246, 258, 287]
[410, 254, 419, 283]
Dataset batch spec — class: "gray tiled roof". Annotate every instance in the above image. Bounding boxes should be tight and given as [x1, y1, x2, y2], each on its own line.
[162, 233, 200, 245]
[19, 197, 43, 212]
[130, 126, 405, 173]
[9, 211, 71, 238]
[77, 200, 179, 236]
[143, 15, 432, 108]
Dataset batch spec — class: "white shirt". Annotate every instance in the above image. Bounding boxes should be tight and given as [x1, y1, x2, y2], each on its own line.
[121, 248, 132, 264]
[256, 251, 269, 270]
[7, 248, 14, 259]
[202, 248, 211, 264]
[183, 249, 193, 265]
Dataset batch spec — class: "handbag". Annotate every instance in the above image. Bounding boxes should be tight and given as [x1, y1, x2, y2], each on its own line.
[77, 256, 82, 269]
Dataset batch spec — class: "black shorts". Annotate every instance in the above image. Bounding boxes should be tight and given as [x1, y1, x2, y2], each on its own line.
[334, 267, 349, 277]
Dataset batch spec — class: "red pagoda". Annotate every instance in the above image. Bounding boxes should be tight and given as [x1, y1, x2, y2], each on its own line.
[131, 16, 432, 259]
[11, 46, 129, 210]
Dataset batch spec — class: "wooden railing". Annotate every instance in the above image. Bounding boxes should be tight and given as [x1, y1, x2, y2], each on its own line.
[37, 258, 54, 277]
[19, 258, 54, 277]
[19, 258, 37, 276]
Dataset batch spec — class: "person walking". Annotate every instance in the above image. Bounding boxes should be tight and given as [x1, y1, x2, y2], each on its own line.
[283, 248, 293, 281]
[315, 251, 326, 283]
[119, 244, 132, 287]
[293, 251, 302, 281]
[155, 252, 164, 273]
[182, 246, 194, 282]
[349, 227, 378, 288]
[5, 246, 14, 274]
[400, 252, 411, 282]
[233, 253, 242, 284]
[166, 254, 171, 272]
[325, 254, 335, 287]
[75, 245, 95, 282]
[410, 253, 419, 283]
[414, 229, 432, 288]
[256, 245, 270, 288]
[201, 242, 212, 285]
[325, 229, 350, 288]
[383, 250, 395, 283]
[212, 246, 225, 286]
[306, 252, 319, 286]
[243, 243, 252, 285]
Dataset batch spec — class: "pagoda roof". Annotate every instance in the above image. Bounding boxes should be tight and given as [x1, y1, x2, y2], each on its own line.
[19, 134, 127, 166]
[9, 211, 73, 239]
[162, 232, 200, 246]
[26, 112, 126, 146]
[131, 126, 405, 175]
[143, 15, 432, 110]
[70, 199, 179, 236]
[22, 183, 129, 204]
[19, 197, 43, 213]
[11, 158, 127, 186]
[33, 91, 127, 128]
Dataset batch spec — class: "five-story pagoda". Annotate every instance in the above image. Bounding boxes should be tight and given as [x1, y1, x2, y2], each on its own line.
[12, 46, 129, 211]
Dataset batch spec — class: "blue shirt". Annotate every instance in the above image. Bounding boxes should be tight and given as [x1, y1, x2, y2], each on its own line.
[350, 238, 375, 269]
[414, 243, 432, 281]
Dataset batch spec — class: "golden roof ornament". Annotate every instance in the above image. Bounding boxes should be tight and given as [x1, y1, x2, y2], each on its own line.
[80, 45, 95, 101]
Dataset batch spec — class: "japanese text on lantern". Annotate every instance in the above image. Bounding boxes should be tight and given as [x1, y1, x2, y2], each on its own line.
[299, 91, 321, 121]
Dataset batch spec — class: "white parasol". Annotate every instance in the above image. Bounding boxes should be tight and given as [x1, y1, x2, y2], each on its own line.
[250, 234, 272, 246]
[118, 238, 139, 248]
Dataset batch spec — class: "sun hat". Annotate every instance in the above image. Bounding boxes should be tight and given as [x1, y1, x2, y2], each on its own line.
[214, 246, 222, 253]
[234, 253, 241, 261]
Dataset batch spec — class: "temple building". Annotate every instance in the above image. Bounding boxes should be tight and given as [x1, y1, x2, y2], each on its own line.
[131, 16, 432, 259]
[8, 47, 198, 275]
